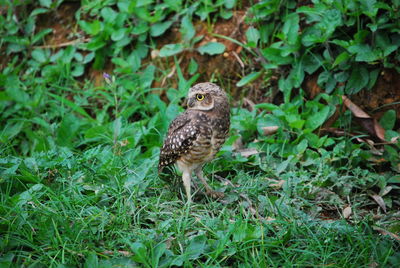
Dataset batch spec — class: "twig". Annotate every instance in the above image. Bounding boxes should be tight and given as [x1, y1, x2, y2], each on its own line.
[214, 174, 266, 221]
[33, 38, 91, 49]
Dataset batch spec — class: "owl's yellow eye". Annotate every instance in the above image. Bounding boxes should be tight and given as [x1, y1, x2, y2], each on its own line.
[196, 94, 205, 101]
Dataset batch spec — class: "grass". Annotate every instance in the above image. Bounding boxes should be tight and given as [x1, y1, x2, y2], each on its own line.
[1, 143, 399, 267]
[1, 0, 400, 266]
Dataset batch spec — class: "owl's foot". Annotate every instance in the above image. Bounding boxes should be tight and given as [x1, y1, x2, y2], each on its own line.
[206, 189, 225, 199]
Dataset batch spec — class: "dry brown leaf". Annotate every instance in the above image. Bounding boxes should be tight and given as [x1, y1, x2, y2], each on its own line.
[380, 186, 393, 196]
[370, 194, 387, 213]
[373, 226, 400, 241]
[342, 95, 386, 141]
[232, 136, 244, 151]
[343, 206, 352, 219]
[237, 148, 259, 157]
[268, 179, 285, 189]
[262, 126, 279, 135]
[102, 250, 133, 257]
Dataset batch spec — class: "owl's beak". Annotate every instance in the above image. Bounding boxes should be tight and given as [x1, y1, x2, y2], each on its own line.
[187, 97, 195, 108]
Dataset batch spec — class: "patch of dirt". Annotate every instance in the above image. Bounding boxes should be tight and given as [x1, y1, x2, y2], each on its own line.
[36, 2, 81, 48]
[355, 69, 400, 124]
[152, 11, 257, 97]
[303, 69, 400, 125]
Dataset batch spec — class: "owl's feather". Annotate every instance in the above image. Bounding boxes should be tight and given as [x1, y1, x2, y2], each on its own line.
[158, 112, 199, 172]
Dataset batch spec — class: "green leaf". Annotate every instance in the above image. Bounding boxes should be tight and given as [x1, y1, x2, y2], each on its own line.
[186, 235, 206, 259]
[380, 110, 396, 130]
[296, 139, 308, 154]
[188, 58, 198, 75]
[367, 69, 380, 90]
[197, 42, 225, 55]
[111, 28, 126, 41]
[159, 44, 184, 57]
[0, 122, 24, 143]
[31, 49, 48, 63]
[236, 71, 262, 87]
[79, 20, 102, 35]
[346, 66, 369, 94]
[48, 93, 94, 121]
[282, 13, 299, 45]
[254, 103, 279, 111]
[333, 51, 350, 67]
[84, 252, 98, 268]
[180, 16, 195, 42]
[305, 106, 330, 131]
[302, 54, 322, 74]
[71, 64, 84, 77]
[348, 44, 380, 62]
[246, 27, 260, 47]
[101, 7, 118, 22]
[140, 64, 156, 88]
[150, 21, 173, 37]
[39, 0, 52, 8]
[262, 47, 293, 65]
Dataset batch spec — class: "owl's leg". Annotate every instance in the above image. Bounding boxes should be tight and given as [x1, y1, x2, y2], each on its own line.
[195, 168, 224, 199]
[182, 170, 192, 203]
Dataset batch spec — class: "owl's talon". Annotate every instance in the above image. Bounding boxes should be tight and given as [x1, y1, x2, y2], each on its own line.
[206, 190, 225, 199]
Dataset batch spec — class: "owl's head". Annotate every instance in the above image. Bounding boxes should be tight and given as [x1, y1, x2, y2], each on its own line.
[187, 82, 227, 111]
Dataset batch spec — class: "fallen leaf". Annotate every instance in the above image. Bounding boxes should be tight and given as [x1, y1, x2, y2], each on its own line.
[268, 179, 285, 189]
[262, 126, 279, 135]
[103, 250, 133, 257]
[380, 186, 392, 196]
[343, 206, 352, 219]
[236, 148, 259, 157]
[342, 95, 386, 141]
[370, 194, 387, 213]
[373, 226, 400, 241]
[232, 136, 244, 151]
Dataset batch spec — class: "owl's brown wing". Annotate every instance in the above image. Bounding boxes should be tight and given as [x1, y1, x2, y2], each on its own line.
[158, 112, 199, 173]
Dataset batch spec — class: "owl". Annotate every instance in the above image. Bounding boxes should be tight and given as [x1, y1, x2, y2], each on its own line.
[158, 82, 230, 202]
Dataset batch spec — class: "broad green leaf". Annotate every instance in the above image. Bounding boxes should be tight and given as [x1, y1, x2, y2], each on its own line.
[197, 42, 225, 55]
[254, 103, 279, 111]
[282, 13, 299, 45]
[159, 44, 184, 57]
[246, 27, 260, 47]
[262, 47, 293, 65]
[367, 69, 380, 90]
[346, 66, 369, 94]
[140, 64, 156, 88]
[31, 49, 48, 63]
[333, 51, 350, 67]
[380, 110, 396, 130]
[188, 58, 198, 75]
[236, 71, 262, 87]
[79, 20, 102, 35]
[0, 122, 24, 143]
[71, 64, 84, 77]
[296, 139, 308, 154]
[305, 106, 330, 130]
[302, 54, 322, 74]
[186, 235, 207, 259]
[180, 16, 195, 42]
[39, 0, 51, 7]
[101, 7, 118, 22]
[84, 252, 98, 268]
[150, 21, 173, 37]
[348, 44, 379, 62]
[111, 28, 126, 41]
